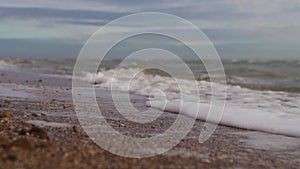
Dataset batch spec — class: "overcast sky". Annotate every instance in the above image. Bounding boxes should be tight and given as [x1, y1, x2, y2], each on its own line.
[0, 0, 300, 59]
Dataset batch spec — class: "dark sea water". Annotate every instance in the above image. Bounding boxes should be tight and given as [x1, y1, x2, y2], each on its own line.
[223, 59, 300, 93]
[1, 57, 299, 93]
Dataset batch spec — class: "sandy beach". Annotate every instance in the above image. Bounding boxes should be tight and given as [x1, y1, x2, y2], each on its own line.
[0, 62, 299, 169]
[1, 1, 300, 168]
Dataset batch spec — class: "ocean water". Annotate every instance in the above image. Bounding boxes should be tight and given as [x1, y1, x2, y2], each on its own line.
[80, 58, 300, 114]
[1, 57, 300, 136]
[1, 57, 299, 113]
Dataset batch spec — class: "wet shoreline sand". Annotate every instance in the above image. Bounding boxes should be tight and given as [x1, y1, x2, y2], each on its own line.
[0, 66, 300, 169]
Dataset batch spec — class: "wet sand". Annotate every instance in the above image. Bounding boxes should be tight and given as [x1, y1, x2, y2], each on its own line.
[0, 65, 300, 169]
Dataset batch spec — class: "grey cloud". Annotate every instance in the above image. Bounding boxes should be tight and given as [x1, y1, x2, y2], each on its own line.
[0, 3, 254, 27]
[59, 19, 108, 26]
[0, 6, 129, 24]
[1, 0, 300, 58]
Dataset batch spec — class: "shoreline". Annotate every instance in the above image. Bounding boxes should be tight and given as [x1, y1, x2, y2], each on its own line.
[0, 65, 300, 168]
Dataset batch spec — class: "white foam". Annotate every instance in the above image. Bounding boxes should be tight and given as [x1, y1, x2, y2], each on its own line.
[147, 100, 300, 137]
[83, 68, 300, 113]
[82, 68, 193, 100]
[82, 67, 300, 137]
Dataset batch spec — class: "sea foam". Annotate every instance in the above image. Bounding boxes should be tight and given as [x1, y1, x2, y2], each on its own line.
[82, 67, 300, 137]
[147, 100, 300, 137]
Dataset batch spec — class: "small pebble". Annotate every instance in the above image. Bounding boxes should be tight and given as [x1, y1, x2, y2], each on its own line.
[29, 127, 50, 140]
[31, 113, 39, 117]
[6, 154, 17, 162]
[0, 112, 15, 119]
[73, 126, 84, 133]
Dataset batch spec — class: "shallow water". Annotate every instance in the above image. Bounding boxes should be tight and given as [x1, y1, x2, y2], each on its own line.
[230, 131, 300, 151]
